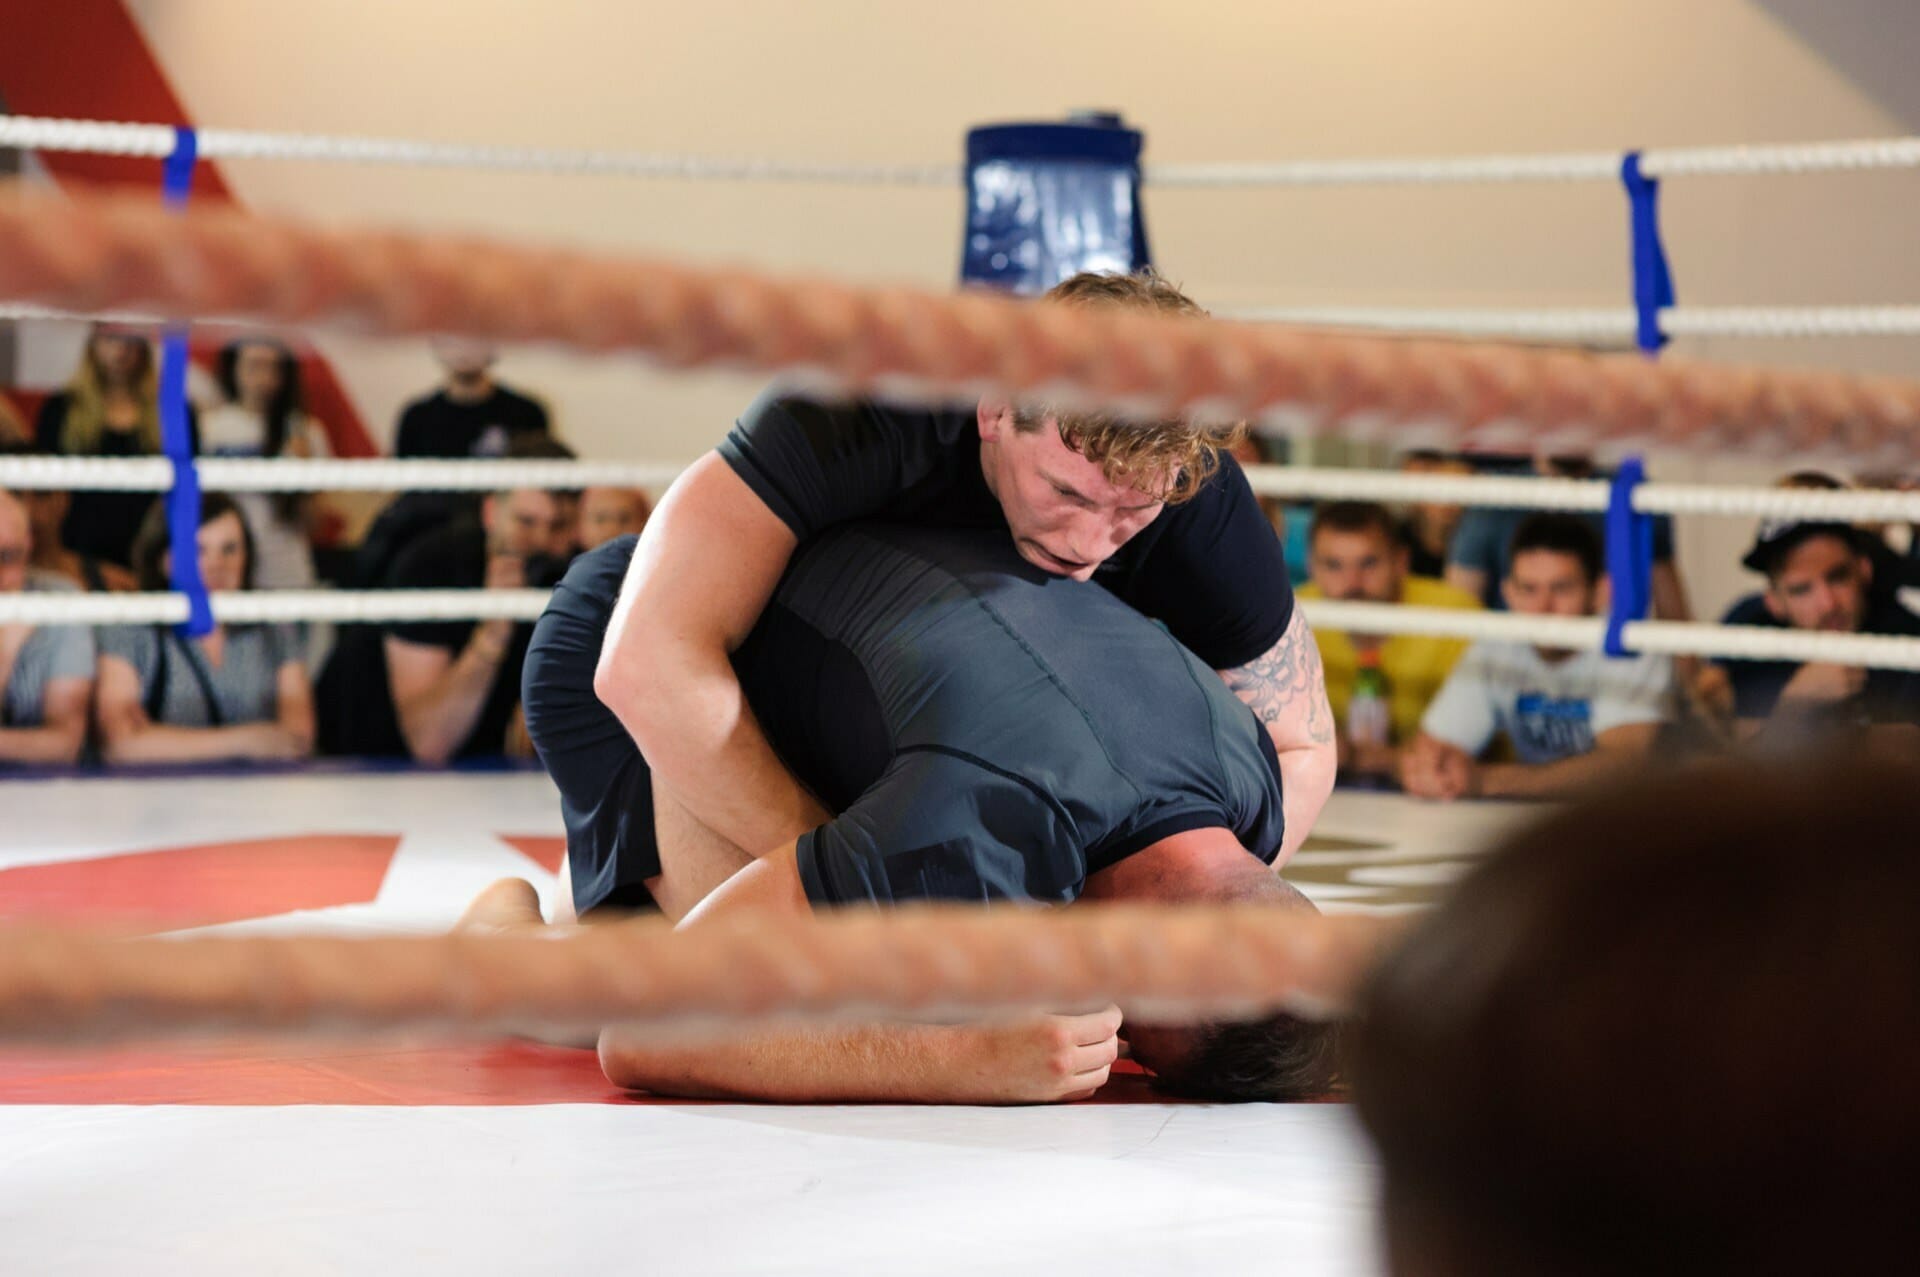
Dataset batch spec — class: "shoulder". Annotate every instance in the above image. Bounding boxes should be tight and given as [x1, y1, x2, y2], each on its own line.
[1875, 599, 1920, 635]
[24, 570, 80, 595]
[97, 624, 157, 664]
[1403, 576, 1481, 609]
[1719, 593, 1774, 626]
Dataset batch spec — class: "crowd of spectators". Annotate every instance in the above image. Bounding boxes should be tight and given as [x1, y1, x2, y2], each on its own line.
[0, 327, 650, 770]
[4, 323, 1914, 788]
[1291, 445, 1920, 802]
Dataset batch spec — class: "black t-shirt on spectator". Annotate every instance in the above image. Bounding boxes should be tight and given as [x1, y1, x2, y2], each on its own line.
[394, 385, 550, 458]
[1717, 592, 1920, 724]
[717, 390, 1295, 671]
[34, 392, 198, 569]
[383, 518, 532, 757]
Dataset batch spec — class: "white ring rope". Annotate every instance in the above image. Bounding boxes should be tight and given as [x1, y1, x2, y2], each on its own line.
[1243, 466, 1920, 522]
[1224, 306, 1920, 341]
[1299, 601, 1920, 672]
[10, 114, 1920, 187]
[0, 456, 689, 493]
[0, 589, 551, 628]
[4, 457, 1918, 521]
[4, 587, 1915, 672]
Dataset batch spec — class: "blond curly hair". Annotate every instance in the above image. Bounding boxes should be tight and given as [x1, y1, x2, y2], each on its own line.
[1015, 270, 1245, 505]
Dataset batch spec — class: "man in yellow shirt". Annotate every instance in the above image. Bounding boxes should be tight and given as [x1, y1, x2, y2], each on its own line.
[1298, 501, 1481, 776]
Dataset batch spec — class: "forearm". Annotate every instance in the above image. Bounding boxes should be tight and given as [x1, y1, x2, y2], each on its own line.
[101, 720, 285, 764]
[1274, 735, 1336, 863]
[395, 639, 504, 763]
[0, 724, 86, 765]
[600, 1020, 998, 1104]
[604, 640, 829, 857]
[1476, 745, 1645, 799]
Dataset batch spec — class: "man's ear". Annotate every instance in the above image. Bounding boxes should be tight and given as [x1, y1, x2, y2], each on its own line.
[977, 398, 1014, 443]
[480, 493, 498, 532]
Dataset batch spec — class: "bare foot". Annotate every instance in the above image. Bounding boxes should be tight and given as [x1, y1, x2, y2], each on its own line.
[455, 877, 546, 934]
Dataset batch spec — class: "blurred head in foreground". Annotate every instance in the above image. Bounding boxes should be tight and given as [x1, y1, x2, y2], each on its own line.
[1351, 754, 1920, 1275]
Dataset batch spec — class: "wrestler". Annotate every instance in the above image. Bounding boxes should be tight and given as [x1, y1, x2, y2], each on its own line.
[477, 522, 1339, 1104]
[587, 270, 1335, 930]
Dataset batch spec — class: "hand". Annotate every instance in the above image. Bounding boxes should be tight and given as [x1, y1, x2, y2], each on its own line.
[484, 552, 526, 593]
[961, 1004, 1122, 1104]
[469, 617, 516, 664]
[1780, 662, 1866, 705]
[1399, 736, 1473, 802]
[246, 724, 313, 761]
[505, 704, 534, 760]
[1689, 663, 1735, 723]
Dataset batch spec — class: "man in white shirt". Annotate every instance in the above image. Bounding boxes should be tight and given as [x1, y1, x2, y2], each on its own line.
[1402, 514, 1671, 801]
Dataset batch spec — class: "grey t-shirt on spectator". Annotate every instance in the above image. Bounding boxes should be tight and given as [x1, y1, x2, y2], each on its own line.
[1420, 641, 1673, 764]
[1, 572, 96, 728]
[99, 622, 299, 726]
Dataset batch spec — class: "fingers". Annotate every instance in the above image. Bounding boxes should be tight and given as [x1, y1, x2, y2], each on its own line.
[1068, 1034, 1120, 1078]
[1065, 1004, 1123, 1045]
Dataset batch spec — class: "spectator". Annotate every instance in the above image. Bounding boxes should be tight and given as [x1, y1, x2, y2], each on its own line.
[576, 485, 652, 551]
[1701, 517, 1920, 740]
[1445, 453, 1690, 621]
[1298, 501, 1479, 777]
[0, 490, 93, 765]
[1228, 431, 1310, 582]
[0, 440, 134, 592]
[382, 470, 573, 764]
[33, 324, 194, 569]
[1394, 448, 1470, 578]
[394, 338, 550, 459]
[1402, 514, 1670, 801]
[200, 338, 332, 589]
[94, 494, 314, 765]
[1353, 755, 1920, 1276]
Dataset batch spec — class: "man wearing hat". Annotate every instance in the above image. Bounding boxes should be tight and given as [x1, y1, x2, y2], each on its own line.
[1713, 518, 1920, 732]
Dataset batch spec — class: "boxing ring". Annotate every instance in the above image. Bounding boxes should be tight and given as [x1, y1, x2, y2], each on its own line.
[7, 116, 1920, 1275]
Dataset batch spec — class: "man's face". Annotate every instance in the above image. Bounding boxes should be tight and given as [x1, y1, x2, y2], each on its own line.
[1766, 536, 1869, 633]
[577, 487, 650, 550]
[1503, 549, 1595, 618]
[1309, 527, 1406, 603]
[0, 497, 30, 594]
[486, 489, 567, 560]
[433, 338, 497, 382]
[976, 405, 1167, 581]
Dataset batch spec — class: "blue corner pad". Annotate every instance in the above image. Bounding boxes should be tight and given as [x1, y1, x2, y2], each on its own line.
[1603, 456, 1654, 657]
[962, 116, 1148, 294]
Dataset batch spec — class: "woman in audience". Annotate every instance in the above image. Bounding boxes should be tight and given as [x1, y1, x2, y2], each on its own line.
[201, 338, 332, 589]
[33, 325, 193, 570]
[95, 494, 314, 765]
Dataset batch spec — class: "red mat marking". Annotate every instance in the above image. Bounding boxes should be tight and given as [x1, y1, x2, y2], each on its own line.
[499, 835, 567, 875]
[0, 835, 400, 932]
[0, 1045, 1175, 1107]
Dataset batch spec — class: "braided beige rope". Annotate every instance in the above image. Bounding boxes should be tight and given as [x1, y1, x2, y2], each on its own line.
[0, 906, 1398, 1045]
[3, 185, 1919, 457]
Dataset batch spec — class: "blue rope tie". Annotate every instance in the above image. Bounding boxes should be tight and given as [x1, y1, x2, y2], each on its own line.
[1619, 151, 1674, 357]
[159, 127, 212, 638]
[1603, 456, 1654, 657]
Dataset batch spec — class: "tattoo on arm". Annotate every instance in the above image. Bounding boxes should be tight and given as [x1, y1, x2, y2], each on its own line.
[1220, 607, 1335, 746]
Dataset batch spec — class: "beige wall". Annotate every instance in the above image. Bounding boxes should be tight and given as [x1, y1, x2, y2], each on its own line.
[87, 2, 1920, 613]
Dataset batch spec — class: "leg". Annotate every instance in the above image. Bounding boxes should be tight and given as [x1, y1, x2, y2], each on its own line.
[642, 775, 754, 922]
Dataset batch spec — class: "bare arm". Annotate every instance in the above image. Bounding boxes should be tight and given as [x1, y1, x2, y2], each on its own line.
[1218, 606, 1337, 865]
[593, 454, 829, 857]
[274, 660, 315, 753]
[1473, 722, 1660, 800]
[597, 847, 1118, 1104]
[95, 655, 304, 764]
[0, 677, 91, 764]
[386, 628, 507, 765]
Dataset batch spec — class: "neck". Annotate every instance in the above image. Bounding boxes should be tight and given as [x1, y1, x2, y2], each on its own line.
[445, 375, 493, 404]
